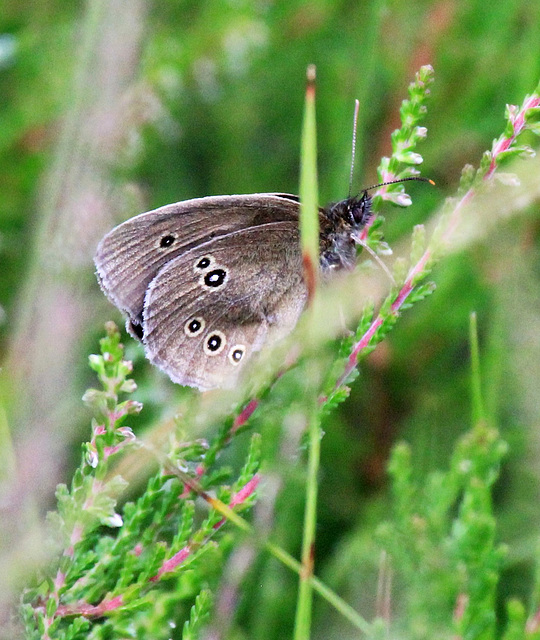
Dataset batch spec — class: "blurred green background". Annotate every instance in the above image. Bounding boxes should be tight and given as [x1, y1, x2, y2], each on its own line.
[1, 0, 540, 637]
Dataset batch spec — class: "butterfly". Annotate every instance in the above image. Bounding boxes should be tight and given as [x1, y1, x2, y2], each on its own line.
[95, 179, 425, 390]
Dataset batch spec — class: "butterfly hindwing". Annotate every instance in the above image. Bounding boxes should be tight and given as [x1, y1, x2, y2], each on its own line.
[141, 221, 306, 390]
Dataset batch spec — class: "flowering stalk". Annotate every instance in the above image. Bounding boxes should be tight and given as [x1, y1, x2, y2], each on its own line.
[334, 86, 540, 392]
[51, 475, 260, 617]
[37, 323, 139, 636]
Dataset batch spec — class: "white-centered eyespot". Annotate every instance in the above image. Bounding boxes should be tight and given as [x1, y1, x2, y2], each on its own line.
[200, 267, 228, 290]
[228, 345, 246, 365]
[158, 234, 176, 249]
[184, 316, 205, 337]
[193, 255, 214, 272]
[204, 331, 226, 356]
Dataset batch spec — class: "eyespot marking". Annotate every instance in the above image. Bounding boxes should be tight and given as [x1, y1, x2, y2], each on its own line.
[202, 268, 227, 289]
[204, 331, 226, 356]
[159, 234, 176, 248]
[194, 256, 213, 271]
[229, 345, 245, 365]
[184, 316, 205, 337]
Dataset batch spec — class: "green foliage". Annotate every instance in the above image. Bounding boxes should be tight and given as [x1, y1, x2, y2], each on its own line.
[378, 424, 508, 639]
[4, 2, 540, 639]
[182, 590, 213, 640]
[375, 65, 434, 208]
[22, 323, 260, 639]
[371, 315, 540, 639]
[17, 67, 540, 639]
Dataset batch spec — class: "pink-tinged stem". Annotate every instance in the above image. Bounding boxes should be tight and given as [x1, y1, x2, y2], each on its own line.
[336, 251, 431, 388]
[152, 474, 260, 581]
[486, 95, 540, 180]
[54, 570, 66, 591]
[227, 474, 259, 509]
[233, 399, 259, 432]
[178, 401, 260, 499]
[55, 595, 124, 618]
[453, 592, 468, 624]
[150, 545, 193, 581]
[52, 477, 259, 618]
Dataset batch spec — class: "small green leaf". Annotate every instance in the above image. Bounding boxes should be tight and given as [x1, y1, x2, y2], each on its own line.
[182, 589, 213, 640]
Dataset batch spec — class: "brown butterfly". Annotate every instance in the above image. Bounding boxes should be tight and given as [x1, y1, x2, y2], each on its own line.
[95, 180, 424, 390]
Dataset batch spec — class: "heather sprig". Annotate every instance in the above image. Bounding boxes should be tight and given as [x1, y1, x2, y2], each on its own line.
[26, 323, 140, 637]
[374, 64, 434, 207]
[436, 87, 540, 251]
[323, 77, 540, 404]
[320, 68, 435, 402]
[376, 314, 509, 637]
[348, 66, 434, 258]
[23, 324, 263, 639]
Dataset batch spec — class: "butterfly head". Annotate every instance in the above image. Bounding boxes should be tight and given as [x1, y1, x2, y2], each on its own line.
[319, 191, 373, 272]
[319, 177, 433, 273]
[335, 190, 373, 230]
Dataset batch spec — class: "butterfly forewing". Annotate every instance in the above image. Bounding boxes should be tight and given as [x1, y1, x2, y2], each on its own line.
[94, 194, 301, 331]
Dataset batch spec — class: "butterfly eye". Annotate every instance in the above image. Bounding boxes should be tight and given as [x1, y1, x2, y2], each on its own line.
[184, 316, 205, 337]
[229, 345, 245, 365]
[204, 331, 226, 355]
[202, 268, 227, 289]
[194, 256, 213, 271]
[159, 234, 176, 248]
[349, 192, 372, 226]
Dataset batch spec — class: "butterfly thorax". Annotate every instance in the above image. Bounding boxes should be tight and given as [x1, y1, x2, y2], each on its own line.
[319, 191, 373, 274]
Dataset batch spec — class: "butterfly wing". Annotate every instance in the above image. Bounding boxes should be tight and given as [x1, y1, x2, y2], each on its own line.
[141, 221, 306, 390]
[94, 194, 300, 336]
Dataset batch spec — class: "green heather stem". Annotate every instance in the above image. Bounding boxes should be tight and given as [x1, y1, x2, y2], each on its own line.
[469, 312, 485, 425]
[294, 410, 322, 640]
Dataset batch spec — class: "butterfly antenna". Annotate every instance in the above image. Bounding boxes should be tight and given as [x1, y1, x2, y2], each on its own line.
[363, 176, 435, 192]
[348, 99, 360, 198]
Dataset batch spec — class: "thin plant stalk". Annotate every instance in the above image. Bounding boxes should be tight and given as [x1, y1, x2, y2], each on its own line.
[294, 64, 323, 640]
[299, 63, 320, 301]
[294, 411, 322, 640]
